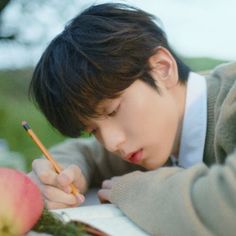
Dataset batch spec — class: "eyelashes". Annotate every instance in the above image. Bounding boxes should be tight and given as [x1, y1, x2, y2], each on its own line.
[107, 104, 120, 117]
[83, 103, 121, 136]
[90, 106, 120, 134]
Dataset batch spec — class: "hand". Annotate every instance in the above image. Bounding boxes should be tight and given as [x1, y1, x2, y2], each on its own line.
[28, 159, 87, 209]
[97, 176, 120, 203]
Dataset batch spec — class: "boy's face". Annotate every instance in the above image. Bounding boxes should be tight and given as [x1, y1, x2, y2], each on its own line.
[85, 77, 185, 170]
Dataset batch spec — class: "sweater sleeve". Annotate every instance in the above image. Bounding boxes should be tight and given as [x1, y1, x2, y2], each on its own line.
[48, 137, 143, 188]
[110, 149, 236, 236]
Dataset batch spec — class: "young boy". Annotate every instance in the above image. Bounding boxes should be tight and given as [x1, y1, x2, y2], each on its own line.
[28, 3, 236, 235]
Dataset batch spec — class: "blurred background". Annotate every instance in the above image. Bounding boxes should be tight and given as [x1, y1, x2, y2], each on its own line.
[0, 0, 235, 172]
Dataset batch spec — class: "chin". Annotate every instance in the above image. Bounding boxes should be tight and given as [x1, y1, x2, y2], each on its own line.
[143, 157, 169, 170]
[142, 161, 161, 170]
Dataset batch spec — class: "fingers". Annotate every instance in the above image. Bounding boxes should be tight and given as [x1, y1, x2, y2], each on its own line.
[58, 165, 83, 189]
[42, 185, 78, 205]
[30, 159, 86, 209]
[101, 179, 113, 189]
[45, 200, 76, 210]
[43, 185, 80, 209]
[97, 177, 121, 203]
[57, 165, 88, 195]
[97, 189, 111, 203]
[32, 159, 59, 187]
[32, 159, 84, 192]
[97, 179, 113, 203]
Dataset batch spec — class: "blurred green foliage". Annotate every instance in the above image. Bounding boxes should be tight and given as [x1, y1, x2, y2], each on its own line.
[182, 57, 226, 72]
[0, 69, 65, 171]
[0, 57, 227, 171]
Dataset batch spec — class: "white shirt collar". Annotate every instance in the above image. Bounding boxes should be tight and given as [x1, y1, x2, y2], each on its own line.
[172, 72, 207, 168]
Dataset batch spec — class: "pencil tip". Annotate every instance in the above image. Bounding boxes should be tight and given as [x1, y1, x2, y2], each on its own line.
[21, 121, 30, 131]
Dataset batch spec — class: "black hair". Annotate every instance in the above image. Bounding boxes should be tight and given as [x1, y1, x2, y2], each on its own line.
[30, 3, 190, 137]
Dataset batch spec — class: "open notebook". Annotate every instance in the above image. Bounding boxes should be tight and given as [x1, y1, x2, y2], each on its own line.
[52, 204, 149, 236]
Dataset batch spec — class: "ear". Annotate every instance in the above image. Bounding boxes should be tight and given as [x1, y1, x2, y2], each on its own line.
[148, 47, 179, 89]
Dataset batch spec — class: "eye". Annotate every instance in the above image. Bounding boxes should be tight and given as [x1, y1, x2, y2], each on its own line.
[108, 105, 120, 117]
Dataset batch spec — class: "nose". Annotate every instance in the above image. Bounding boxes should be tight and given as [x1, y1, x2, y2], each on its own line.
[98, 121, 126, 153]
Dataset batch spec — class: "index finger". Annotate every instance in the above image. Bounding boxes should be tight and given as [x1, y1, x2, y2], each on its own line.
[32, 159, 61, 186]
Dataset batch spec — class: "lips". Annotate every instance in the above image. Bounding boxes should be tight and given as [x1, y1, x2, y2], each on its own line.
[125, 149, 143, 164]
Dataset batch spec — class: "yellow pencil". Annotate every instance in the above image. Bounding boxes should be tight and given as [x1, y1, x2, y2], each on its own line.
[22, 120, 79, 196]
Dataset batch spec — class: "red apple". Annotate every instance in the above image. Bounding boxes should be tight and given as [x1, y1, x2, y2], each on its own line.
[0, 167, 44, 236]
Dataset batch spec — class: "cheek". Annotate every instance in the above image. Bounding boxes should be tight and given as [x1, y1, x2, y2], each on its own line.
[118, 90, 179, 148]
[147, 112, 177, 145]
[142, 107, 179, 169]
[155, 102, 179, 141]
[136, 97, 179, 148]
